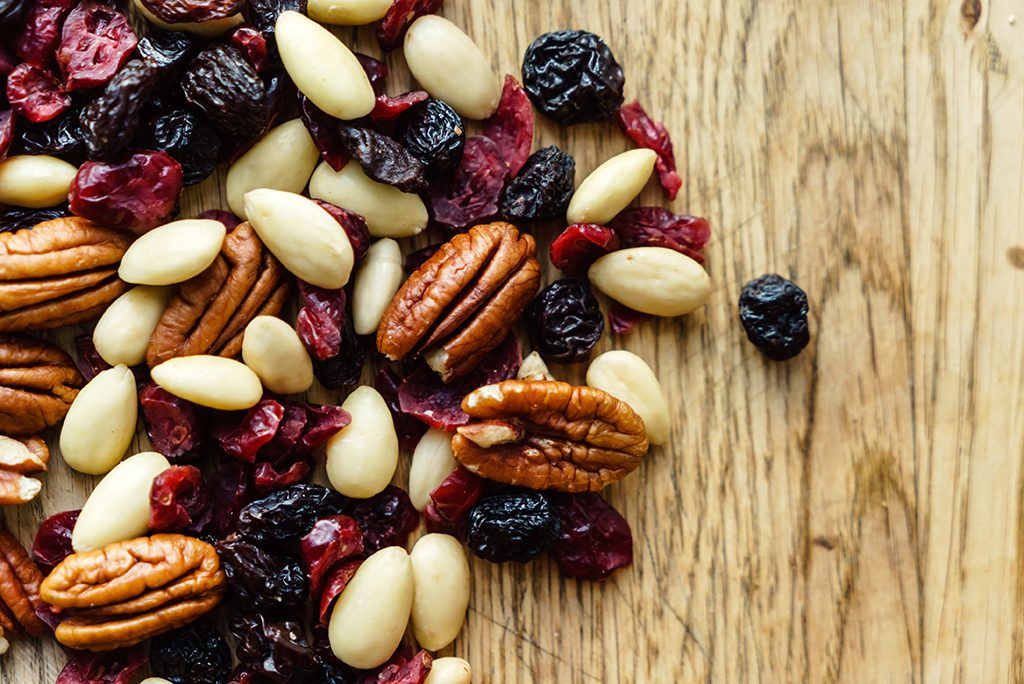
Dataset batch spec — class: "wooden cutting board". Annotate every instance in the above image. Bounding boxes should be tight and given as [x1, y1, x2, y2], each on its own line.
[4, 0, 1024, 681]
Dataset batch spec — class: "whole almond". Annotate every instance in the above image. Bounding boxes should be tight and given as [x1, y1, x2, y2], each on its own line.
[308, 0, 391, 24]
[326, 386, 398, 498]
[150, 355, 263, 410]
[59, 365, 138, 475]
[409, 533, 470, 651]
[226, 119, 320, 218]
[566, 149, 657, 225]
[424, 658, 473, 684]
[586, 350, 671, 445]
[241, 315, 314, 395]
[0, 155, 78, 208]
[408, 428, 458, 511]
[93, 285, 173, 366]
[352, 238, 404, 335]
[309, 161, 428, 238]
[588, 247, 711, 317]
[118, 219, 226, 286]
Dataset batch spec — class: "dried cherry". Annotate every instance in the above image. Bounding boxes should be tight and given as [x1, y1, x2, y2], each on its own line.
[482, 75, 534, 176]
[136, 29, 197, 70]
[548, 493, 632, 580]
[13, 109, 84, 161]
[616, 101, 682, 200]
[361, 651, 432, 684]
[54, 646, 145, 684]
[236, 484, 347, 550]
[428, 136, 507, 233]
[140, 0, 244, 24]
[370, 90, 429, 124]
[317, 558, 361, 623]
[298, 94, 349, 171]
[527, 279, 603, 363]
[338, 124, 428, 193]
[217, 536, 309, 608]
[0, 206, 70, 233]
[424, 466, 484, 536]
[182, 44, 269, 138]
[549, 223, 620, 278]
[399, 98, 465, 181]
[347, 485, 418, 554]
[607, 303, 651, 336]
[231, 27, 269, 73]
[231, 613, 320, 683]
[140, 382, 206, 463]
[374, 367, 427, 450]
[355, 53, 388, 94]
[376, 0, 443, 51]
[14, 0, 76, 68]
[6, 63, 70, 123]
[214, 399, 284, 463]
[146, 109, 222, 185]
[32, 509, 79, 574]
[300, 515, 363, 597]
[608, 208, 710, 264]
[80, 59, 159, 159]
[57, 1, 137, 91]
[296, 282, 346, 361]
[150, 620, 232, 684]
[149, 465, 207, 532]
[738, 274, 810, 360]
[467, 491, 559, 563]
[68, 150, 183, 232]
[501, 145, 575, 221]
[313, 201, 370, 260]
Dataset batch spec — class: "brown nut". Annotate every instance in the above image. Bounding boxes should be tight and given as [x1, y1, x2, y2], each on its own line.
[0, 335, 83, 435]
[451, 380, 649, 492]
[147, 222, 289, 368]
[377, 222, 540, 382]
[0, 471, 41, 505]
[0, 217, 133, 332]
[0, 527, 48, 637]
[0, 435, 49, 473]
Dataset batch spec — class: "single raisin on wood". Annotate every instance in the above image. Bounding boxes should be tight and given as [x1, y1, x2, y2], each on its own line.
[467, 491, 560, 563]
[337, 124, 428, 193]
[80, 59, 159, 159]
[501, 145, 575, 221]
[522, 30, 624, 125]
[182, 44, 269, 138]
[150, 620, 232, 684]
[738, 274, 810, 360]
[146, 109, 222, 185]
[527, 279, 603, 363]
[399, 98, 465, 181]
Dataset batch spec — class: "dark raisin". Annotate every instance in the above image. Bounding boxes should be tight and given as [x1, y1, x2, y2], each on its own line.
[482, 75, 534, 176]
[522, 30, 624, 125]
[236, 484, 346, 549]
[5, 63, 70, 123]
[549, 223, 620, 278]
[346, 485, 419, 554]
[146, 109, 221, 185]
[54, 646, 145, 684]
[150, 620, 232, 684]
[245, 0, 306, 34]
[0, 0, 29, 25]
[149, 465, 207, 532]
[0, 206, 70, 233]
[217, 536, 309, 608]
[548, 493, 632, 580]
[80, 59, 159, 159]
[57, 1, 137, 91]
[428, 135, 507, 233]
[14, 0, 76, 68]
[182, 44, 269, 138]
[139, 0, 243, 24]
[68, 150, 183, 233]
[13, 109, 84, 161]
[136, 29, 197, 70]
[616, 101, 681, 200]
[32, 509, 79, 575]
[399, 98, 464, 181]
[298, 94, 349, 171]
[376, 0, 442, 51]
[230, 613, 320, 683]
[608, 208, 710, 264]
[738, 274, 810, 360]
[501, 145, 575, 221]
[527, 279, 603, 363]
[467, 491, 560, 563]
[338, 124, 427, 193]
[311, 319, 364, 389]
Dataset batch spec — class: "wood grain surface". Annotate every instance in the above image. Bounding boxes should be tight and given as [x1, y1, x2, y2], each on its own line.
[4, 0, 1024, 681]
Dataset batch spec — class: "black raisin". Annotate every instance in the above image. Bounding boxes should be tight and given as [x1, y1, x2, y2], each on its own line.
[338, 125, 428, 193]
[467, 492, 560, 563]
[79, 59, 160, 159]
[399, 98, 465, 181]
[230, 613, 321, 683]
[182, 44, 269, 138]
[527, 279, 603, 363]
[0, 0, 28, 25]
[150, 620, 232, 684]
[236, 484, 346, 549]
[0, 206, 70, 233]
[136, 29, 198, 70]
[522, 30, 625, 125]
[245, 0, 306, 34]
[216, 536, 309, 608]
[738, 274, 810, 360]
[501, 145, 575, 221]
[146, 109, 221, 185]
[311, 319, 364, 390]
[13, 110, 86, 162]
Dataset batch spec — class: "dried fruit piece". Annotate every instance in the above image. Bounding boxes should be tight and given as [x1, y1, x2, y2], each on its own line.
[616, 101, 681, 200]
[313, 201, 370, 260]
[338, 125, 428, 193]
[300, 515, 363, 597]
[424, 466, 484, 536]
[57, 1, 137, 91]
[140, 383, 205, 464]
[216, 537, 308, 608]
[482, 75, 533, 176]
[231, 613, 320, 682]
[231, 27, 269, 73]
[348, 485, 418, 553]
[236, 484, 346, 550]
[0, 111, 14, 161]
[356, 52, 388, 94]
[428, 135, 507, 233]
[738, 274, 810, 360]
[150, 620, 232, 684]
[376, 0, 443, 51]
[190, 461, 251, 539]
[467, 492, 559, 563]
[317, 558, 361, 623]
[399, 98, 464, 181]
[140, 0, 244, 24]
[0, 206, 70, 233]
[136, 29, 197, 70]
[80, 59, 159, 159]
[549, 223, 620, 278]
[363, 650, 433, 684]
[375, 367, 427, 450]
[182, 44, 269, 138]
[402, 243, 441, 274]
[245, 0, 306, 34]
[527, 279, 603, 363]
[14, 0, 76, 68]
[147, 109, 222, 186]
[548, 493, 631, 580]
[501, 145, 575, 221]
[69, 151, 183, 233]
[5, 63, 70, 123]
[607, 303, 650, 336]
[32, 510, 79, 575]
[150, 465, 207, 532]
[55, 646, 146, 684]
[12, 110, 83, 161]
[370, 90, 429, 123]
[299, 94, 350, 172]
[607, 208, 710, 264]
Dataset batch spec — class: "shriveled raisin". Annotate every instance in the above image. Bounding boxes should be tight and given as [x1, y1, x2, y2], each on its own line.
[217, 536, 309, 608]
[146, 109, 222, 185]
[0, 0, 29, 25]
[236, 484, 346, 549]
[245, 0, 306, 34]
[310, 323, 364, 389]
[399, 98, 465, 181]
[527, 279, 603, 363]
[150, 620, 232, 684]
[501, 145, 575, 221]
[140, 0, 244, 24]
[338, 124, 428, 193]
[57, 1, 137, 91]
[69, 150, 183, 233]
[13, 109, 84, 161]
[182, 44, 269, 138]
[0, 206, 70, 233]
[6, 63, 69, 123]
[467, 492, 560, 563]
[79, 59, 159, 159]
[738, 274, 811, 360]
[230, 613, 320, 683]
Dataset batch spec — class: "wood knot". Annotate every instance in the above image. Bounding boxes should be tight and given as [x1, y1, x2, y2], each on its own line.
[1008, 246, 1024, 270]
[961, 0, 982, 32]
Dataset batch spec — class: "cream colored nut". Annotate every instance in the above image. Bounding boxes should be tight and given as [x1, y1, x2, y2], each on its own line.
[329, 546, 413, 669]
[517, 351, 554, 381]
[0, 155, 77, 208]
[588, 247, 711, 317]
[326, 386, 398, 498]
[59, 365, 138, 475]
[586, 350, 670, 445]
[0, 632, 8, 656]
[71, 451, 170, 552]
[118, 219, 226, 285]
[93, 285, 173, 366]
[408, 428, 457, 511]
[276, 11, 375, 120]
[425, 658, 473, 684]
[308, 0, 391, 24]
[410, 533, 470, 651]
[309, 161, 428, 238]
[140, 679, 175, 684]
[403, 15, 501, 120]
[132, 0, 242, 35]
[226, 119, 320, 218]
[566, 149, 657, 225]
[151, 355, 263, 410]
[244, 188, 354, 289]
[352, 239, 403, 335]
[241, 315, 314, 395]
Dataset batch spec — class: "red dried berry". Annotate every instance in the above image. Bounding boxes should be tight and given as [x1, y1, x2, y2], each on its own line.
[355, 52, 388, 95]
[55, 646, 146, 684]
[215, 399, 285, 463]
[549, 223, 620, 278]
[616, 101, 682, 200]
[190, 460, 252, 539]
[252, 458, 312, 495]
[14, 0, 76, 68]
[298, 94, 350, 172]
[140, 0, 243, 24]
[429, 136, 508, 233]
[301, 515, 363, 598]
[402, 242, 440, 274]
[374, 367, 427, 451]
[73, 334, 111, 382]
[0, 110, 16, 161]
[607, 207, 710, 264]
[607, 303, 651, 336]
[32, 509, 79, 575]
[5, 63, 70, 123]
[348, 485, 418, 554]
[425, 466, 484, 536]
[370, 90, 429, 123]
[57, 1, 137, 91]
[358, 650, 432, 684]
[312, 200, 370, 260]
[296, 282, 346, 361]
[376, 0, 443, 51]
[150, 465, 207, 532]
[230, 27, 269, 73]
[548, 493, 632, 580]
[317, 558, 361, 623]
[69, 150, 183, 233]
[483, 75, 534, 176]
[140, 382, 206, 464]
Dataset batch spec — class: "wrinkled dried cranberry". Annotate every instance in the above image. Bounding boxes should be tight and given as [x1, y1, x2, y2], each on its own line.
[501, 145, 575, 221]
[429, 136, 507, 233]
[301, 515, 363, 597]
[182, 44, 269, 138]
[549, 223, 620, 278]
[244, 0, 306, 34]
[13, 109, 84, 161]
[269, 403, 350, 460]
[402, 243, 441, 274]
[57, 1, 137, 91]
[150, 620, 232, 684]
[347, 485, 418, 554]
[140, 382, 205, 463]
[424, 466, 484, 536]
[317, 558, 361, 623]
[528, 279, 603, 363]
[374, 367, 427, 450]
[55, 645, 145, 684]
[468, 491, 559, 563]
[607, 303, 651, 336]
[482, 75, 534, 176]
[6, 63, 69, 123]
[548, 493, 632, 580]
[311, 320, 364, 389]
[608, 208, 710, 264]
[296, 282, 345, 360]
[376, 0, 443, 51]
[215, 399, 350, 465]
[237, 484, 347, 550]
[136, 29, 197, 70]
[69, 150, 183, 232]
[0, 110, 12, 160]
[227, 667, 258, 684]
[355, 52, 388, 94]
[14, 0, 75, 68]
[231, 613, 320, 683]
[195, 209, 242, 229]
[298, 94, 349, 171]
[313, 200, 370, 260]
[337, 124, 428, 193]
[32, 509, 79, 574]
[738, 274, 810, 360]
[217, 536, 309, 608]
[150, 465, 207, 532]
[399, 98, 464, 182]
[72, 334, 110, 382]
[252, 459, 312, 495]
[0, 206, 70, 232]
[140, 0, 243, 24]
[190, 460, 251, 539]
[360, 650, 432, 684]
[216, 399, 285, 463]
[80, 59, 159, 159]
[231, 27, 269, 73]
[616, 101, 681, 200]
[146, 109, 222, 186]
[370, 90, 429, 123]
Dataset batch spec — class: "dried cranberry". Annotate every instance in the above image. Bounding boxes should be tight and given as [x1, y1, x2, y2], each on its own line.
[190, 460, 251, 539]
[501, 145, 574, 221]
[182, 44, 269, 138]
[482, 75, 534, 176]
[55, 645, 146, 684]
[317, 558, 361, 623]
[69, 150, 183, 233]
[140, 0, 243, 24]
[150, 465, 207, 532]
[616, 101, 681, 200]
[215, 399, 285, 463]
[548, 493, 632, 580]
[374, 367, 427, 450]
[32, 509, 79, 574]
[607, 303, 650, 336]
[296, 283, 346, 360]
[136, 29, 197, 70]
[195, 209, 242, 229]
[252, 459, 312, 495]
[6, 63, 69, 123]
[370, 90, 429, 123]
[230, 613, 320, 683]
[429, 136, 507, 233]
[0, 206, 70, 232]
[57, 1, 137, 91]
[299, 94, 349, 171]
[14, 0, 76, 68]
[607, 208, 710, 264]
[355, 52, 388, 94]
[72, 334, 110, 382]
[301, 515, 363, 597]
[150, 620, 232, 684]
[217, 536, 309, 608]
[313, 200, 370, 260]
[358, 650, 432, 684]
[424, 466, 484, 536]
[467, 491, 559, 563]
[376, 0, 443, 51]
[268, 403, 350, 459]
[402, 243, 441, 274]
[140, 382, 206, 463]
[347, 486, 418, 554]
[231, 27, 269, 73]
[549, 223, 620, 278]
[80, 58, 159, 159]
[0, 111, 13, 160]
[399, 98, 464, 182]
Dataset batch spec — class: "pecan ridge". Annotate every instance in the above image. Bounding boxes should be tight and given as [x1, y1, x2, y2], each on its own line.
[0, 335, 83, 436]
[0, 526, 48, 637]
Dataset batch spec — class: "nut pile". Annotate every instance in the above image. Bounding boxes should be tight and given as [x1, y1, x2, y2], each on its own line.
[0, 0, 812, 681]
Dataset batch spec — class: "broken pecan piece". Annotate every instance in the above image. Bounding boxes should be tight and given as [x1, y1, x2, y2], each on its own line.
[377, 222, 541, 382]
[452, 380, 649, 492]
[0, 527, 48, 637]
[41, 534, 226, 651]
[146, 222, 289, 367]
[0, 217, 133, 332]
[0, 335, 83, 435]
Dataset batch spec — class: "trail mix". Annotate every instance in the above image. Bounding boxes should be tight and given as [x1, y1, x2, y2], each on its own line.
[0, 0, 811, 679]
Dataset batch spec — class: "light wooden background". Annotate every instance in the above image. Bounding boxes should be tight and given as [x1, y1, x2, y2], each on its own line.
[4, 0, 1024, 681]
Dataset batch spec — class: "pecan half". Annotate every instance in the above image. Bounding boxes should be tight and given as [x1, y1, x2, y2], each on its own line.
[377, 222, 541, 382]
[41, 534, 226, 651]
[451, 380, 649, 492]
[0, 527, 47, 637]
[0, 335, 83, 435]
[0, 435, 48, 473]
[147, 222, 289, 367]
[0, 217, 133, 332]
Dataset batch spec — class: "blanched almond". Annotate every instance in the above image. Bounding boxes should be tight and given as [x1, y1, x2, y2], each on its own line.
[352, 238, 403, 335]
[308, 161, 428, 238]
[588, 247, 711, 316]
[93, 285, 173, 366]
[59, 365, 138, 475]
[241, 315, 314, 395]
[118, 219, 226, 285]
[424, 658, 473, 684]
[408, 428, 457, 511]
[308, 0, 391, 24]
[586, 350, 670, 445]
[410, 533, 470, 651]
[566, 149, 657, 225]
[244, 188, 354, 289]
[151, 355, 263, 410]
[226, 119, 320, 218]
[0, 155, 77, 208]
[326, 386, 398, 498]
